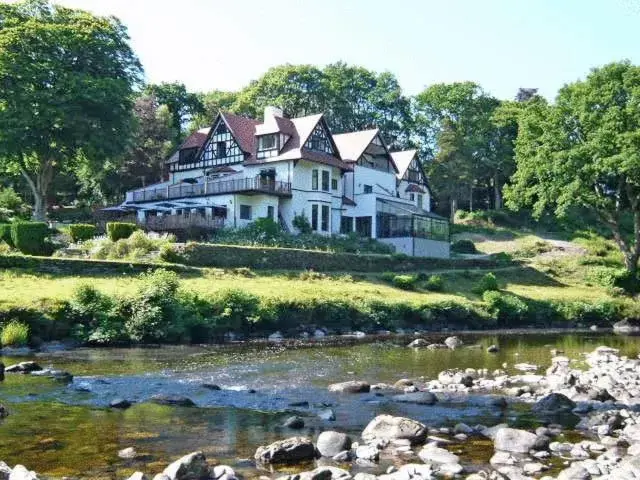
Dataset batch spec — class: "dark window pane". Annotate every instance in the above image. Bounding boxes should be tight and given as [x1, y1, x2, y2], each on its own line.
[311, 204, 318, 230]
[312, 170, 318, 190]
[363, 185, 372, 194]
[322, 171, 330, 191]
[321, 205, 329, 231]
[240, 205, 251, 220]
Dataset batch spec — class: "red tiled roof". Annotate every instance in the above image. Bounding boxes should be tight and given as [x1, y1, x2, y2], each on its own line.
[221, 112, 260, 157]
[180, 128, 210, 149]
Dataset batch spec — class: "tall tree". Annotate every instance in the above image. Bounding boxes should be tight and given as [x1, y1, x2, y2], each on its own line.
[145, 82, 203, 145]
[189, 90, 238, 132]
[505, 61, 640, 276]
[414, 82, 504, 217]
[232, 63, 412, 147]
[0, 0, 142, 220]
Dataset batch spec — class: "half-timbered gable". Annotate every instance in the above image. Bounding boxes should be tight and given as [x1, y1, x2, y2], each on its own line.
[200, 117, 245, 166]
[304, 121, 335, 155]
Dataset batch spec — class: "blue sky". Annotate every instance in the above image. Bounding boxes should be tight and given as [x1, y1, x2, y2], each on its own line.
[33, 0, 640, 100]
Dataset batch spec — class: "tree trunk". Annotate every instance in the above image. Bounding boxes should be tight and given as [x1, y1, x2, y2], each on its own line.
[19, 164, 51, 222]
[494, 174, 502, 210]
[450, 197, 457, 222]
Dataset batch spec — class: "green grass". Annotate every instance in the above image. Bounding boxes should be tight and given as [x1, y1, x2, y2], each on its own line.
[1, 320, 30, 346]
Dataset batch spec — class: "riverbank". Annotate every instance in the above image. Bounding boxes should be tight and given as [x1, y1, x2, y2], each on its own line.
[2, 337, 640, 479]
[2, 252, 639, 346]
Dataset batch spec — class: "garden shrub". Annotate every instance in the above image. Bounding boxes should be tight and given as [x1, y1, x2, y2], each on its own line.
[106, 222, 137, 242]
[159, 243, 183, 263]
[209, 288, 261, 335]
[425, 275, 445, 292]
[292, 213, 312, 234]
[0, 223, 13, 247]
[483, 291, 529, 326]
[68, 224, 97, 243]
[392, 274, 417, 290]
[473, 272, 499, 294]
[247, 217, 280, 240]
[380, 271, 396, 283]
[451, 239, 477, 254]
[0, 320, 30, 346]
[125, 269, 186, 343]
[10, 222, 51, 255]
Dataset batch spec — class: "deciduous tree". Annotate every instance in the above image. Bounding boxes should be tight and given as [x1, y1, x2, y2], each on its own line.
[0, 0, 142, 220]
[505, 61, 640, 276]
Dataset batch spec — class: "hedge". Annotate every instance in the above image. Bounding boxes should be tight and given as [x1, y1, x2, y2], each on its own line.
[0, 224, 13, 247]
[178, 243, 505, 272]
[68, 223, 97, 243]
[10, 222, 51, 255]
[0, 254, 197, 275]
[106, 222, 137, 242]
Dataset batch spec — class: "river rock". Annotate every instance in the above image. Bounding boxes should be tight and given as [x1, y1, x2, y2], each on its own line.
[556, 465, 590, 480]
[286, 467, 352, 480]
[8, 466, 38, 480]
[407, 339, 428, 348]
[163, 451, 209, 480]
[362, 415, 427, 444]
[494, 428, 538, 453]
[0, 362, 4, 382]
[532, 393, 576, 414]
[150, 394, 196, 407]
[393, 379, 414, 389]
[355, 444, 379, 461]
[201, 383, 221, 390]
[487, 344, 499, 353]
[613, 319, 640, 335]
[110, 398, 132, 409]
[5, 362, 42, 374]
[0, 404, 8, 419]
[0, 462, 11, 480]
[391, 392, 437, 405]
[328, 381, 370, 394]
[118, 447, 137, 459]
[353, 474, 376, 480]
[418, 445, 460, 464]
[444, 336, 463, 349]
[212, 466, 237, 480]
[283, 416, 305, 429]
[268, 331, 284, 341]
[153, 475, 170, 480]
[127, 473, 147, 480]
[255, 436, 317, 464]
[317, 431, 352, 457]
[379, 464, 434, 480]
[30, 369, 73, 383]
[319, 409, 336, 421]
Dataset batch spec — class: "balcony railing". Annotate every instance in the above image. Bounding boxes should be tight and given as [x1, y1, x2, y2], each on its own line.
[143, 215, 225, 231]
[131, 177, 292, 203]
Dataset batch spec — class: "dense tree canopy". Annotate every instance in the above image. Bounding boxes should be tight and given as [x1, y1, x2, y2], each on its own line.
[505, 61, 640, 275]
[144, 82, 203, 145]
[0, 0, 143, 219]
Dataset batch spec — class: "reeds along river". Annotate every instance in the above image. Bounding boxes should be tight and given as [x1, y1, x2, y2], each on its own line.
[0, 332, 639, 478]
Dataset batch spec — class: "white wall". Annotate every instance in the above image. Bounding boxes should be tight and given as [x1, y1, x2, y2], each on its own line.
[352, 165, 396, 196]
[398, 179, 431, 212]
[379, 237, 450, 258]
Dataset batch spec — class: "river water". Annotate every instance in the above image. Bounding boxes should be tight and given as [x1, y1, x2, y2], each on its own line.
[1, 332, 639, 479]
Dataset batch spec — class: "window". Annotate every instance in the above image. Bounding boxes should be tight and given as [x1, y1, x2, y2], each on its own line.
[417, 194, 423, 209]
[355, 216, 372, 237]
[321, 205, 330, 232]
[409, 193, 415, 201]
[363, 185, 373, 194]
[311, 204, 318, 231]
[312, 169, 319, 190]
[267, 206, 274, 220]
[215, 141, 227, 158]
[331, 178, 338, 191]
[258, 134, 277, 151]
[240, 205, 251, 220]
[178, 147, 198, 164]
[340, 216, 353, 234]
[321, 171, 330, 191]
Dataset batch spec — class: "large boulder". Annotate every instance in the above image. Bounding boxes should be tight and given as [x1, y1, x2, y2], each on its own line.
[0, 462, 11, 480]
[494, 428, 538, 453]
[361, 415, 427, 444]
[255, 436, 317, 464]
[127, 473, 147, 480]
[8, 466, 38, 480]
[327, 381, 370, 394]
[532, 393, 576, 414]
[211, 466, 236, 480]
[163, 451, 209, 480]
[150, 395, 196, 407]
[613, 319, 640, 335]
[556, 465, 590, 480]
[391, 392, 437, 405]
[407, 339, 429, 348]
[316, 431, 352, 457]
[281, 467, 352, 480]
[444, 336, 463, 350]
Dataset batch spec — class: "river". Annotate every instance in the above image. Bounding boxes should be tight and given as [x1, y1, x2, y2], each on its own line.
[0, 331, 639, 479]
